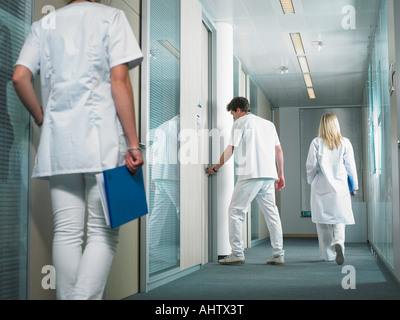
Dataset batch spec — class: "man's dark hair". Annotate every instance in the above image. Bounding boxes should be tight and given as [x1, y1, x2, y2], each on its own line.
[226, 97, 251, 113]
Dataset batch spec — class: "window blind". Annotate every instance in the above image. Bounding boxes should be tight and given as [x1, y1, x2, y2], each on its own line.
[147, 0, 181, 278]
[0, 0, 32, 300]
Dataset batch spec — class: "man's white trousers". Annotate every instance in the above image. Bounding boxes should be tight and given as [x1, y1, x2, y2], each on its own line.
[228, 178, 284, 258]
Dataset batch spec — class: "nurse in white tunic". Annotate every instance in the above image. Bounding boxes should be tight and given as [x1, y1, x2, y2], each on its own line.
[13, 0, 143, 299]
[306, 113, 358, 265]
[207, 97, 285, 266]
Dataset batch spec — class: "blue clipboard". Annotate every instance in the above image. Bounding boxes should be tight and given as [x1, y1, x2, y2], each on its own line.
[97, 166, 148, 229]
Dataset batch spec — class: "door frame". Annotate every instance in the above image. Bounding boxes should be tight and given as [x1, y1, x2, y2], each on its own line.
[202, 14, 218, 263]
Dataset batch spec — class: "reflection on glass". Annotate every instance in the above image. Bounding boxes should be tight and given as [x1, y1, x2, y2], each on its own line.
[366, 0, 394, 268]
[0, 2, 31, 299]
[148, 0, 180, 278]
[148, 115, 180, 275]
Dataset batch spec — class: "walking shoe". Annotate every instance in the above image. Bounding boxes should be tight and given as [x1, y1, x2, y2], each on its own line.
[335, 244, 344, 265]
[218, 254, 245, 265]
[266, 255, 285, 266]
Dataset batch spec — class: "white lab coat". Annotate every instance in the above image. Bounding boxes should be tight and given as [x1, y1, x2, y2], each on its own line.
[16, 2, 143, 179]
[306, 137, 358, 225]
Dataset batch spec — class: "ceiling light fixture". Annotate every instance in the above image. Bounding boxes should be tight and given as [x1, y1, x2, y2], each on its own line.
[279, 66, 289, 74]
[290, 33, 305, 55]
[297, 56, 310, 73]
[280, 0, 295, 14]
[313, 40, 324, 51]
[289, 31, 316, 100]
[303, 74, 313, 87]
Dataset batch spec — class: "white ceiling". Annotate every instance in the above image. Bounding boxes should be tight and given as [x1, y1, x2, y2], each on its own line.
[199, 0, 380, 108]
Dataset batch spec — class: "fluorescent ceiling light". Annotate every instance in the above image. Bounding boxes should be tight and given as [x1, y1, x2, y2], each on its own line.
[158, 40, 180, 60]
[297, 56, 310, 73]
[303, 74, 313, 87]
[290, 33, 305, 55]
[280, 0, 295, 14]
[307, 88, 316, 99]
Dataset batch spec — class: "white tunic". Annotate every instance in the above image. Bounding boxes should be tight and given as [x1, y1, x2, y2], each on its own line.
[16, 2, 143, 179]
[306, 137, 358, 225]
[229, 114, 281, 181]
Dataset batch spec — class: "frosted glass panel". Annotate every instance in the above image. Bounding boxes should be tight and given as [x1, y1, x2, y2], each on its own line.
[147, 0, 181, 278]
[366, 0, 394, 267]
[0, 0, 32, 300]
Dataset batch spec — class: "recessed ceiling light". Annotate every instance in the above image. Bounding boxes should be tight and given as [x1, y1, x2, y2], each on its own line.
[307, 88, 316, 99]
[303, 74, 313, 87]
[297, 56, 310, 73]
[290, 33, 305, 55]
[280, 0, 295, 14]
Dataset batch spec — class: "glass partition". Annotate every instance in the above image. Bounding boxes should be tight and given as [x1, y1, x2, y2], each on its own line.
[147, 0, 181, 279]
[366, 0, 394, 267]
[0, 0, 32, 300]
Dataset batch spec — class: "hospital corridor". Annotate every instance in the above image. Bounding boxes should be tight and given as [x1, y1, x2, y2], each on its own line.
[1, 0, 400, 304]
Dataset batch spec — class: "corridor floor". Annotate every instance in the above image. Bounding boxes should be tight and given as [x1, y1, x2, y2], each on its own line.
[127, 237, 400, 300]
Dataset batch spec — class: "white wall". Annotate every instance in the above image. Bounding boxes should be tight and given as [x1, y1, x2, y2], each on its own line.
[180, 0, 204, 269]
[257, 90, 272, 121]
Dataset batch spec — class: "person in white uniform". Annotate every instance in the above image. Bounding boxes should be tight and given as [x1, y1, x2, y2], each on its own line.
[207, 97, 285, 266]
[306, 113, 358, 265]
[13, 0, 143, 299]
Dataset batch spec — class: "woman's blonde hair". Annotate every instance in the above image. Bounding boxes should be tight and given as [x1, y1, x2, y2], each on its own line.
[318, 113, 343, 150]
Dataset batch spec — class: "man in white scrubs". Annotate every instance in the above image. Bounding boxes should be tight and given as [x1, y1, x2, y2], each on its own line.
[207, 97, 285, 265]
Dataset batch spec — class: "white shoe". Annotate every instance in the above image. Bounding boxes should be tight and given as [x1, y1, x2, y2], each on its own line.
[218, 254, 245, 265]
[335, 244, 344, 265]
[267, 255, 285, 266]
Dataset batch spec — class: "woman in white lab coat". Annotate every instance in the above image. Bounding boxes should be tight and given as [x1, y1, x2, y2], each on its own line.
[13, 0, 143, 299]
[306, 113, 358, 265]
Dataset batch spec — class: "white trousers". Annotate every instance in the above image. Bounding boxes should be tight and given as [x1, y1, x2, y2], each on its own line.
[228, 178, 284, 258]
[49, 173, 119, 300]
[316, 223, 345, 261]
